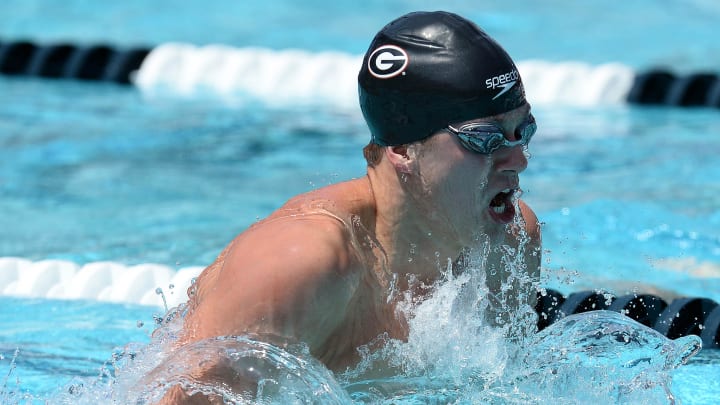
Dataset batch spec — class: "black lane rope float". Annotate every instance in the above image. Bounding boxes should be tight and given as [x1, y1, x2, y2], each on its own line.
[536, 289, 720, 350]
[0, 40, 150, 84]
[628, 70, 720, 107]
[1, 39, 719, 109]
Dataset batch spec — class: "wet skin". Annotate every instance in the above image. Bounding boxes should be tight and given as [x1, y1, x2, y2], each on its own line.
[154, 104, 541, 402]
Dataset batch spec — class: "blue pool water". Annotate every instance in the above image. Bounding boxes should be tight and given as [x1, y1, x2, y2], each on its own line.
[1, 0, 720, 403]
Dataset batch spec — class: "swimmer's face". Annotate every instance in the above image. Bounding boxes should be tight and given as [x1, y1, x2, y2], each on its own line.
[412, 104, 532, 244]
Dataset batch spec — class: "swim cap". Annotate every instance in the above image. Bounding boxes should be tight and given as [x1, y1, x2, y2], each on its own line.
[358, 11, 527, 146]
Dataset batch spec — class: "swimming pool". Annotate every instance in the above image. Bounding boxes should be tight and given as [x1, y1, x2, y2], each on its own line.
[1, 0, 719, 403]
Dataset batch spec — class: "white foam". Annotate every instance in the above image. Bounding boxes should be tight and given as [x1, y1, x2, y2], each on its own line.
[0, 257, 204, 308]
[133, 43, 637, 109]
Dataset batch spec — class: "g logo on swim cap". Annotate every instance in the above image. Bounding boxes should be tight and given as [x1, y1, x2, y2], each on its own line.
[367, 45, 409, 79]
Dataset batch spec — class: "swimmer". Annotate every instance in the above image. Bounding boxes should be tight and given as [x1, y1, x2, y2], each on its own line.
[157, 10, 541, 402]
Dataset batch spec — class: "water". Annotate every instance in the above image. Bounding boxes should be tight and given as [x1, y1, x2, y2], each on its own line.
[0, 78, 368, 266]
[3, 258, 704, 404]
[1, 0, 719, 403]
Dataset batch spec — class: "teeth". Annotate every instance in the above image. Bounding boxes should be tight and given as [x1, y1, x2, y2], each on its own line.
[490, 188, 516, 215]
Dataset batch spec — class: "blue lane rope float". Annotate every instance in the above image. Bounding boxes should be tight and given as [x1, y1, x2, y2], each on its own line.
[536, 289, 720, 349]
[0, 38, 719, 109]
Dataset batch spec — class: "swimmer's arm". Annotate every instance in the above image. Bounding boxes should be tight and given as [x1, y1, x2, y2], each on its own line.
[151, 220, 358, 404]
[182, 217, 358, 351]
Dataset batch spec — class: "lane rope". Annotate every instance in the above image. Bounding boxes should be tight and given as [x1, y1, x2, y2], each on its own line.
[0, 258, 717, 349]
[1, 39, 718, 109]
[537, 288, 720, 349]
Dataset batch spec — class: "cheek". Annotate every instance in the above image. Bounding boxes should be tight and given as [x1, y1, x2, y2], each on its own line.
[415, 140, 492, 204]
[437, 160, 492, 206]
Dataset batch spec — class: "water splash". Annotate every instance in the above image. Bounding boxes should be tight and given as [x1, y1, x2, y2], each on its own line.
[23, 212, 702, 403]
[507, 311, 702, 404]
[0, 348, 21, 404]
[337, 229, 539, 402]
[40, 304, 351, 404]
[132, 335, 351, 404]
[336, 222, 700, 404]
[339, 292, 700, 404]
[34, 296, 700, 404]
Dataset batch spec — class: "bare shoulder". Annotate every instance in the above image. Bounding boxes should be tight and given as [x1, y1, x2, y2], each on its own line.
[517, 199, 542, 284]
[518, 199, 541, 242]
[241, 208, 358, 275]
[182, 209, 363, 348]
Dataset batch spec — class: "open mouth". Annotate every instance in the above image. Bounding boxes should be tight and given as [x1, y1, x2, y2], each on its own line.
[488, 188, 517, 223]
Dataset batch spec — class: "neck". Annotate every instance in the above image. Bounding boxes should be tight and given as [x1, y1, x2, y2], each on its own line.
[366, 165, 463, 291]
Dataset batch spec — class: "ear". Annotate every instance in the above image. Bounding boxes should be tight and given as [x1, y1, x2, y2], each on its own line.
[385, 145, 414, 174]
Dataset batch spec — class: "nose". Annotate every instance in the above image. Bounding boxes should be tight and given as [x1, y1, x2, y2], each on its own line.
[494, 144, 528, 173]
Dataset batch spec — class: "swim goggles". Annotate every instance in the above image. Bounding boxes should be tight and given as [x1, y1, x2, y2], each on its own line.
[445, 114, 537, 154]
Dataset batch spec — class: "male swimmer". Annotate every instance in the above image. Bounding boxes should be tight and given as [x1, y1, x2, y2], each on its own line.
[157, 10, 541, 402]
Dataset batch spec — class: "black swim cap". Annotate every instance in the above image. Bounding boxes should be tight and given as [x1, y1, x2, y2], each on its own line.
[358, 11, 527, 146]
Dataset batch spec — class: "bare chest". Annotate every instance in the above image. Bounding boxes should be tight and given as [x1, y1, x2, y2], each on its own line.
[313, 282, 405, 372]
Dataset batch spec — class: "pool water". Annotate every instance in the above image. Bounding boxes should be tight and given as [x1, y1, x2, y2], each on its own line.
[1, 0, 719, 403]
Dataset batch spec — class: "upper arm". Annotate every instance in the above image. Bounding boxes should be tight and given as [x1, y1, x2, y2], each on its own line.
[183, 215, 358, 349]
